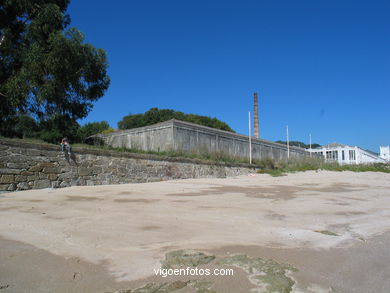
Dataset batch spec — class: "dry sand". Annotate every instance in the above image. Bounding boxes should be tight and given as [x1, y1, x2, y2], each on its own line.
[0, 170, 390, 292]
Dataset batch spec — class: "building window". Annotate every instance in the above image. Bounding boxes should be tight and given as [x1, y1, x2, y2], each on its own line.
[342, 150, 345, 160]
[349, 150, 356, 161]
[326, 151, 338, 160]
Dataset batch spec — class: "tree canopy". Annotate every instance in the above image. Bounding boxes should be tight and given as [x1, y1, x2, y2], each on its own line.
[0, 0, 110, 138]
[276, 140, 321, 149]
[118, 108, 235, 132]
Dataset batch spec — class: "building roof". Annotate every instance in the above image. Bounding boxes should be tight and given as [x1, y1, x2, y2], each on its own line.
[322, 142, 348, 148]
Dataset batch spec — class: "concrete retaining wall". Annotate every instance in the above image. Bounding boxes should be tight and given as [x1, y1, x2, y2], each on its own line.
[0, 139, 255, 192]
[97, 119, 308, 161]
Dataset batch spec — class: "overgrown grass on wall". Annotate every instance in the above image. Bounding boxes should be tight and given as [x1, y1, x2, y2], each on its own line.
[256, 156, 390, 176]
[2, 137, 389, 174]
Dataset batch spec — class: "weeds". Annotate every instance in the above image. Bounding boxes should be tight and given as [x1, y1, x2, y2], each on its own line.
[2, 137, 389, 173]
[257, 156, 390, 176]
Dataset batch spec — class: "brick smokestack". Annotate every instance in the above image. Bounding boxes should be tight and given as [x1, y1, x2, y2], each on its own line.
[253, 92, 259, 138]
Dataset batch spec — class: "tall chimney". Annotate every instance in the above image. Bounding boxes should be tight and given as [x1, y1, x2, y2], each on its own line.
[253, 92, 259, 138]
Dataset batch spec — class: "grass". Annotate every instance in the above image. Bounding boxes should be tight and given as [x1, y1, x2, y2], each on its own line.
[2, 136, 389, 173]
[1, 136, 251, 165]
[256, 156, 390, 176]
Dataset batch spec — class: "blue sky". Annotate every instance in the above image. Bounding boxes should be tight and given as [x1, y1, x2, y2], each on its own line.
[68, 0, 389, 152]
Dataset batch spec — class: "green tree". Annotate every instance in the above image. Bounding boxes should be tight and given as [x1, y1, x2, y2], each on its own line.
[118, 108, 235, 132]
[0, 0, 110, 135]
[78, 121, 110, 142]
[14, 115, 39, 138]
[38, 114, 80, 144]
[276, 140, 321, 149]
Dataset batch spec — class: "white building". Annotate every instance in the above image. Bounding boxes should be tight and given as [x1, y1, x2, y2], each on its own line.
[380, 146, 390, 162]
[307, 143, 386, 165]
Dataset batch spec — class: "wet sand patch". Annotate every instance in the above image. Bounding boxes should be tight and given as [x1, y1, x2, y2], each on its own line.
[114, 198, 160, 203]
[66, 195, 103, 201]
[265, 213, 287, 220]
[0, 236, 134, 293]
[196, 205, 231, 209]
[116, 191, 133, 196]
[166, 182, 365, 201]
[341, 196, 369, 202]
[0, 206, 20, 212]
[334, 211, 366, 216]
[139, 225, 161, 231]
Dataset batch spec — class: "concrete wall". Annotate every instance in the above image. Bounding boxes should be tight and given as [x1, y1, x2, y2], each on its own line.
[0, 139, 254, 192]
[101, 123, 174, 152]
[97, 120, 308, 161]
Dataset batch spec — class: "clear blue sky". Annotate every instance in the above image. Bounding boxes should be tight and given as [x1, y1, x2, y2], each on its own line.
[68, 0, 389, 152]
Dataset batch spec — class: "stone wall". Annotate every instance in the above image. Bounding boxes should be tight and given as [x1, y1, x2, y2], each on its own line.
[0, 139, 255, 192]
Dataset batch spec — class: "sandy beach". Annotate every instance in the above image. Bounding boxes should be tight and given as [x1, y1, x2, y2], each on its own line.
[1, 170, 390, 292]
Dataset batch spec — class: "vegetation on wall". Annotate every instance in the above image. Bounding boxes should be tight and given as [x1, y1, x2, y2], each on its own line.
[275, 140, 321, 149]
[2, 114, 111, 144]
[118, 108, 235, 132]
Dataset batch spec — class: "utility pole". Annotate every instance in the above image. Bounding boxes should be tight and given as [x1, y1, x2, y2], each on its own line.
[249, 111, 252, 164]
[253, 93, 259, 139]
[286, 125, 290, 159]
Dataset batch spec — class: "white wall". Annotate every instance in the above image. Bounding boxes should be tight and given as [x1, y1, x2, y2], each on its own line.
[380, 146, 390, 162]
[308, 145, 386, 165]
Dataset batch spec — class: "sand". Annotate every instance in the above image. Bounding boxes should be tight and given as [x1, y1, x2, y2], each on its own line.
[0, 170, 389, 292]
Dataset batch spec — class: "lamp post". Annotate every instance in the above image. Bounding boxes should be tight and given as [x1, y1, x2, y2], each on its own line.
[249, 112, 252, 164]
[286, 125, 290, 159]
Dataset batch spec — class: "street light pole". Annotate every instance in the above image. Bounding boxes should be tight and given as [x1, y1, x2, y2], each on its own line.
[286, 125, 290, 159]
[249, 111, 252, 164]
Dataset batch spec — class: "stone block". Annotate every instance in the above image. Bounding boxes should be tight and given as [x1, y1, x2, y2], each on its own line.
[0, 175, 14, 184]
[7, 183, 16, 191]
[8, 155, 27, 162]
[29, 162, 57, 172]
[23, 149, 42, 156]
[43, 167, 60, 174]
[40, 162, 57, 168]
[0, 184, 9, 191]
[86, 180, 95, 186]
[21, 171, 34, 176]
[60, 166, 73, 173]
[0, 168, 22, 175]
[27, 175, 39, 181]
[58, 173, 73, 180]
[92, 167, 102, 174]
[51, 181, 60, 188]
[34, 180, 51, 189]
[15, 175, 27, 182]
[38, 173, 48, 179]
[29, 164, 43, 172]
[60, 181, 70, 188]
[117, 167, 128, 175]
[48, 174, 58, 181]
[7, 162, 28, 169]
[71, 178, 86, 186]
[0, 145, 8, 151]
[78, 167, 92, 176]
[17, 182, 30, 190]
